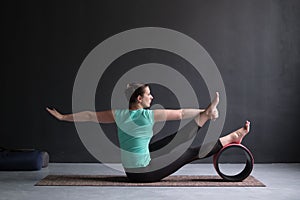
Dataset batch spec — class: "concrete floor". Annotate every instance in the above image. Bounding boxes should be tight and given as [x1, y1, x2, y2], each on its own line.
[0, 163, 299, 200]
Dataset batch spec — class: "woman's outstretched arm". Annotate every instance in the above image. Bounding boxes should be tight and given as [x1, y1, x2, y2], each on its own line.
[46, 107, 115, 123]
[153, 92, 219, 125]
[153, 109, 205, 122]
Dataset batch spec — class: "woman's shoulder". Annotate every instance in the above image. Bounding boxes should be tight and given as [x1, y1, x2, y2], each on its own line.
[141, 109, 154, 123]
[141, 108, 154, 115]
[114, 108, 154, 116]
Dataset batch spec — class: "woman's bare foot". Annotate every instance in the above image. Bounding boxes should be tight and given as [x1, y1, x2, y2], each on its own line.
[232, 121, 250, 144]
[204, 92, 219, 120]
[220, 121, 251, 146]
[195, 92, 219, 127]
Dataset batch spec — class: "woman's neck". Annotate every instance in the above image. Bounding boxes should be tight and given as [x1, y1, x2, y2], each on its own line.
[129, 104, 143, 110]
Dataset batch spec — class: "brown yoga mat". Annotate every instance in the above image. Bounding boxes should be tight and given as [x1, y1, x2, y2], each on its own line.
[35, 175, 265, 187]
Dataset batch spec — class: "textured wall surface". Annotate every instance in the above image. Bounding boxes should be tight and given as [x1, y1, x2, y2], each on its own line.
[2, 0, 300, 163]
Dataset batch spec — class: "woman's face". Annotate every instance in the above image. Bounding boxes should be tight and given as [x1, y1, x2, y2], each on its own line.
[140, 86, 153, 108]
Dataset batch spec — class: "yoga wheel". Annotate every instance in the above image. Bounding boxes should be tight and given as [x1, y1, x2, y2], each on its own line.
[213, 143, 254, 182]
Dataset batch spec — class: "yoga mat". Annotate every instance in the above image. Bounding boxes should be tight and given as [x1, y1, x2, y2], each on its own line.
[35, 175, 265, 187]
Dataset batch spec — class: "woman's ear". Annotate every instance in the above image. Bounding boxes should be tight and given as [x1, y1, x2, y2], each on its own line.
[137, 95, 142, 103]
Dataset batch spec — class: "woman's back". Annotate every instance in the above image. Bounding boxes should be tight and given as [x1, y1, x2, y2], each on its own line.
[114, 109, 154, 168]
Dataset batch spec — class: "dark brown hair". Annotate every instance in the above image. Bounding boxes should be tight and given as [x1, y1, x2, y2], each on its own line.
[125, 83, 149, 108]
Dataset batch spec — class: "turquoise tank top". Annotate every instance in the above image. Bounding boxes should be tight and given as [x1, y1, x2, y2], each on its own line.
[114, 109, 154, 168]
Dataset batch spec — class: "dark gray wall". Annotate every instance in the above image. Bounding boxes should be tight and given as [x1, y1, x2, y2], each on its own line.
[2, 0, 300, 163]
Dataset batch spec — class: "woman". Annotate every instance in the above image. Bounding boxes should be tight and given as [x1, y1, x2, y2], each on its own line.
[47, 83, 250, 182]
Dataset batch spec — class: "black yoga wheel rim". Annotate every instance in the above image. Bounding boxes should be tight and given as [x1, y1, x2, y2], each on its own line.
[213, 143, 254, 182]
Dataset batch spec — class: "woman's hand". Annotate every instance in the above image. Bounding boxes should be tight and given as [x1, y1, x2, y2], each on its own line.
[46, 107, 65, 121]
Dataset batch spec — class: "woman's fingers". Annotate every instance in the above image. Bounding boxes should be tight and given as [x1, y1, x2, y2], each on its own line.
[46, 107, 62, 119]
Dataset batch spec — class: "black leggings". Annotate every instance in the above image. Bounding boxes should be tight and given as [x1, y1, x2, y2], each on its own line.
[125, 120, 223, 182]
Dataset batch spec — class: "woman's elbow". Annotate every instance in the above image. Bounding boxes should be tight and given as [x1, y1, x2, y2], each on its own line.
[178, 109, 184, 120]
[86, 111, 97, 122]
